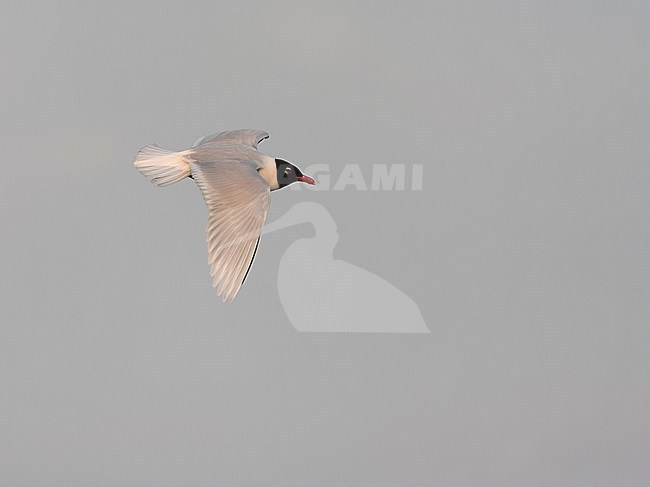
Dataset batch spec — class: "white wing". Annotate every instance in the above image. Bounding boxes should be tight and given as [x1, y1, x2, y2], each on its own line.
[192, 129, 270, 150]
[190, 158, 271, 302]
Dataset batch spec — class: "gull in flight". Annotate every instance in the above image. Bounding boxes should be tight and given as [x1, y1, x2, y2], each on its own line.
[133, 129, 315, 302]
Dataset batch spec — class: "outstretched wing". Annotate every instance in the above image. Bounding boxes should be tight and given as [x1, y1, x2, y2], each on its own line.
[192, 129, 270, 150]
[190, 158, 271, 302]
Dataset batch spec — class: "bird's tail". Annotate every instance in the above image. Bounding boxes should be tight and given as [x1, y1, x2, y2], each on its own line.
[133, 145, 194, 187]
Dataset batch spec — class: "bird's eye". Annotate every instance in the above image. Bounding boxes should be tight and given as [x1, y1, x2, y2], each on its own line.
[284, 167, 292, 175]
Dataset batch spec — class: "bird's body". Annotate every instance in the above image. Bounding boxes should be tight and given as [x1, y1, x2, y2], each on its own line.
[133, 129, 314, 301]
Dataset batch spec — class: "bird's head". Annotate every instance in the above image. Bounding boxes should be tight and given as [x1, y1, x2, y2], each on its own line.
[275, 159, 315, 189]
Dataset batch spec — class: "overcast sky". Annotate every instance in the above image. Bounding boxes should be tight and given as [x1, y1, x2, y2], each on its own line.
[1, 1, 649, 485]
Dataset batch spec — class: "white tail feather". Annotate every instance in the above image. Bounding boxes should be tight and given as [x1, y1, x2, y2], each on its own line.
[133, 145, 194, 186]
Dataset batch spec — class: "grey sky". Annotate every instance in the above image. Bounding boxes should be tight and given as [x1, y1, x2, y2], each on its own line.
[1, 1, 649, 485]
